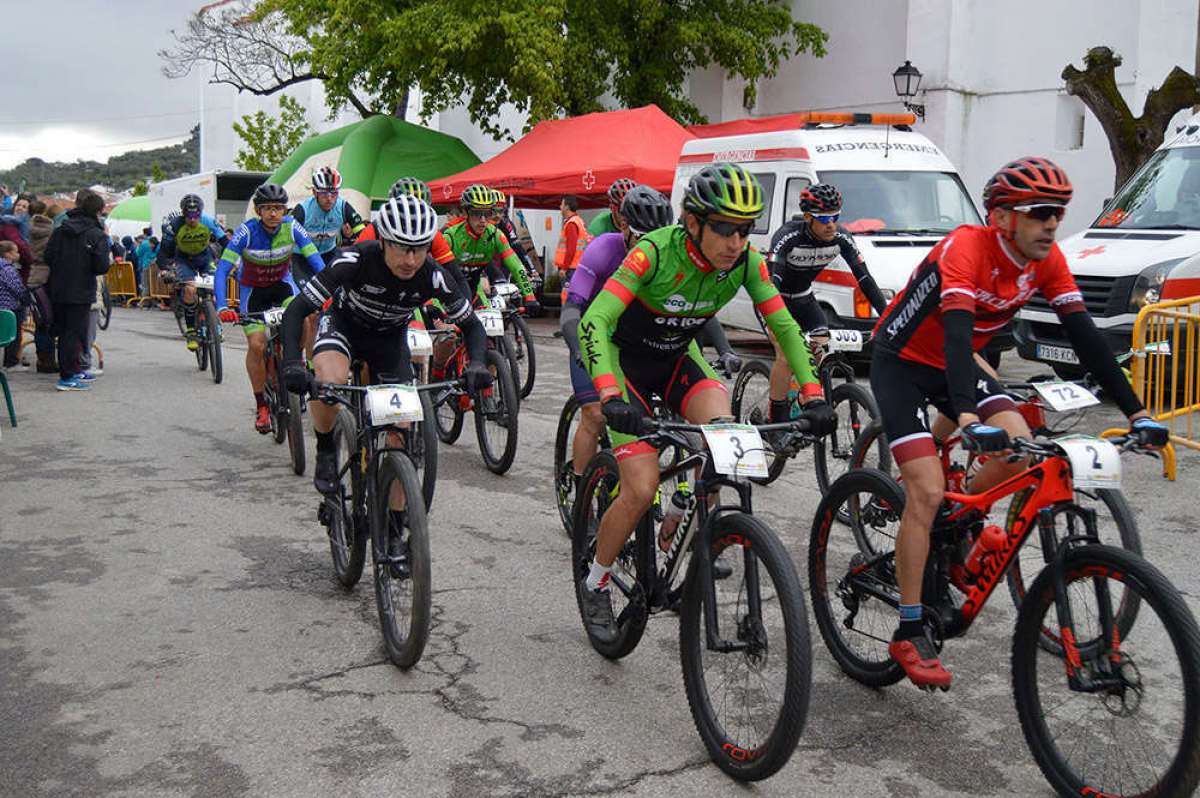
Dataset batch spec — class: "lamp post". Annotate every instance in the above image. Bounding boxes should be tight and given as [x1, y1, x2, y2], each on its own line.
[893, 60, 925, 121]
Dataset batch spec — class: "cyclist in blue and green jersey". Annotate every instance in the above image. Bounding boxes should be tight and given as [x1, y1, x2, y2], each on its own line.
[290, 166, 365, 280]
[575, 162, 837, 643]
[158, 194, 229, 349]
[215, 183, 326, 434]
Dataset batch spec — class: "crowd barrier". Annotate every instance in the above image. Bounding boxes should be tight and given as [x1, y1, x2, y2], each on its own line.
[1102, 295, 1200, 480]
[107, 260, 138, 303]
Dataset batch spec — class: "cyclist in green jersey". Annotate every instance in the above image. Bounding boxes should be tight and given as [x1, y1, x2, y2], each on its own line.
[576, 162, 837, 642]
[441, 183, 540, 314]
[587, 178, 637, 237]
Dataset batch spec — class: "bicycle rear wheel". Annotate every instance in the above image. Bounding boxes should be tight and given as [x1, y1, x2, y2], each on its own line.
[433, 361, 465, 445]
[269, 355, 287, 444]
[410, 389, 438, 511]
[474, 349, 519, 474]
[679, 512, 812, 781]
[287, 391, 306, 475]
[808, 468, 905, 687]
[729, 358, 789, 485]
[813, 381, 878, 495]
[510, 314, 536, 398]
[1012, 545, 1200, 798]
[571, 450, 650, 659]
[327, 408, 367, 588]
[372, 452, 432, 669]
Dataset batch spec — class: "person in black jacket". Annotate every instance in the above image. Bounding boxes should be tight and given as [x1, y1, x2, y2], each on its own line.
[45, 189, 110, 390]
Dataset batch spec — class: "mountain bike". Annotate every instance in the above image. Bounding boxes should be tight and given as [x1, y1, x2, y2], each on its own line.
[846, 377, 1142, 620]
[240, 307, 305, 475]
[808, 436, 1200, 798]
[311, 372, 455, 668]
[572, 416, 815, 781]
[427, 324, 520, 475]
[165, 271, 223, 384]
[731, 328, 876, 489]
[491, 280, 536, 398]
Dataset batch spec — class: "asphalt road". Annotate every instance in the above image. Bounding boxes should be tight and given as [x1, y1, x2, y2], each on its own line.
[2, 307, 1198, 798]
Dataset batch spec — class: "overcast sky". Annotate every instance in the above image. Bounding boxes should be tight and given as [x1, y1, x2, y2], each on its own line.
[0, 1, 212, 170]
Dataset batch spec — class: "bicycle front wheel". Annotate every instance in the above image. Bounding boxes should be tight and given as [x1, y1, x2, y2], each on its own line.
[433, 361, 465, 445]
[554, 396, 581, 537]
[202, 299, 223, 384]
[511, 313, 536, 398]
[474, 349, 519, 474]
[287, 391, 306, 475]
[372, 452, 432, 669]
[1013, 544, 1200, 798]
[412, 389, 438, 511]
[679, 512, 812, 781]
[729, 359, 789, 485]
[813, 381, 879, 496]
[327, 408, 367, 588]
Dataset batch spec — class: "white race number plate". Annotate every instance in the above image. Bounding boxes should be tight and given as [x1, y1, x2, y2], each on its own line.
[496, 282, 520, 299]
[826, 329, 864, 353]
[192, 274, 215, 290]
[1036, 344, 1079, 365]
[490, 293, 507, 310]
[1034, 381, 1100, 412]
[1055, 435, 1122, 489]
[478, 310, 504, 337]
[701, 424, 769, 479]
[367, 384, 424, 426]
[407, 327, 433, 356]
[261, 307, 285, 327]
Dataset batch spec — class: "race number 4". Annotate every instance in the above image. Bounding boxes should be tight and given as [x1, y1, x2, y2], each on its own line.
[367, 384, 423, 425]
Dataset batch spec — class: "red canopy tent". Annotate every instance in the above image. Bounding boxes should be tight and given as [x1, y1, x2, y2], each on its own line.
[428, 105, 695, 208]
[687, 113, 815, 139]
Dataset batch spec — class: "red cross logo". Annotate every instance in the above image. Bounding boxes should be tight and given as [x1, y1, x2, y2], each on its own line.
[582, 170, 596, 190]
[1077, 245, 1106, 259]
[442, 184, 454, 199]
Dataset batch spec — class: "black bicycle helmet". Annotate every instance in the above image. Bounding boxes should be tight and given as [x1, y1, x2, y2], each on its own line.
[682, 162, 764, 221]
[252, 183, 289, 206]
[620, 185, 674, 236]
[799, 183, 842, 214]
[180, 193, 204, 215]
[388, 176, 432, 204]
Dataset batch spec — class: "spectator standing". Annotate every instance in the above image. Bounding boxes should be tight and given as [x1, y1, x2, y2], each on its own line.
[45, 189, 110, 391]
[135, 236, 158, 299]
[0, 241, 31, 368]
[0, 210, 32, 282]
[26, 201, 57, 373]
[554, 195, 591, 300]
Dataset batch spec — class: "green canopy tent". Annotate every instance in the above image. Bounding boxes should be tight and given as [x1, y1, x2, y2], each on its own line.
[266, 116, 481, 220]
[105, 195, 152, 241]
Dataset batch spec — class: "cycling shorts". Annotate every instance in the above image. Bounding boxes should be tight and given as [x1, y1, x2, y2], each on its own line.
[240, 280, 297, 335]
[174, 252, 214, 282]
[570, 354, 599, 404]
[870, 350, 1016, 465]
[314, 310, 412, 384]
[606, 345, 726, 460]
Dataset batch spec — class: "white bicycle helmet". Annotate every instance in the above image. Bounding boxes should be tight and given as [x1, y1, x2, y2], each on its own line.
[375, 195, 438, 246]
[312, 166, 342, 192]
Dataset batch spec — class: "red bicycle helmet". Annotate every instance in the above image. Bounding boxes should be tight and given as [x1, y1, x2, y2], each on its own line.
[607, 177, 637, 210]
[982, 157, 1072, 210]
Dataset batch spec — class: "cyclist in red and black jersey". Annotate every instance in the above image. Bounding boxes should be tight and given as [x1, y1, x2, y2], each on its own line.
[870, 156, 1168, 689]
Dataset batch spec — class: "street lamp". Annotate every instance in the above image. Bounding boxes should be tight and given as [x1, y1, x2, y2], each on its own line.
[893, 60, 925, 121]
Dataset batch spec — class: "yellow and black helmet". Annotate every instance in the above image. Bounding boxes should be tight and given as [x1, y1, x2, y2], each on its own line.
[490, 188, 507, 208]
[683, 162, 765, 221]
[460, 183, 494, 210]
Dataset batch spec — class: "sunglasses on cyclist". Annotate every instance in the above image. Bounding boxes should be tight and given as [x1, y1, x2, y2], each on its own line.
[467, 208, 492, 219]
[1012, 203, 1066, 221]
[704, 219, 754, 238]
[315, 189, 338, 197]
[184, 211, 201, 220]
[811, 212, 840, 224]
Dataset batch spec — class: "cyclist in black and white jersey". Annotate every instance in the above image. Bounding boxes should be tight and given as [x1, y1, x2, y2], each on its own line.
[763, 183, 888, 423]
[281, 195, 493, 496]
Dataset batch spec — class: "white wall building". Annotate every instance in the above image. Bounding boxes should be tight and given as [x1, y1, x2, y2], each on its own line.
[198, 0, 1197, 239]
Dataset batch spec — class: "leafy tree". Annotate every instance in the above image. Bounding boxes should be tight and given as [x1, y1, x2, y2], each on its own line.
[1063, 46, 1200, 189]
[151, 163, 166, 184]
[132, 180, 149, 197]
[232, 95, 313, 172]
[254, 0, 826, 138]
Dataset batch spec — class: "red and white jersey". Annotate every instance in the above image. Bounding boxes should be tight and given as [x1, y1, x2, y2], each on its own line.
[873, 225, 1084, 369]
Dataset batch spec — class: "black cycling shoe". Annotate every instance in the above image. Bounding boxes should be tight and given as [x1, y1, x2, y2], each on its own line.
[313, 449, 338, 495]
[581, 587, 618, 644]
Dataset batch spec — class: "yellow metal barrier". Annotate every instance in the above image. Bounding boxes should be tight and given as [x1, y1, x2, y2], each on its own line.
[1101, 295, 1200, 480]
[107, 260, 138, 303]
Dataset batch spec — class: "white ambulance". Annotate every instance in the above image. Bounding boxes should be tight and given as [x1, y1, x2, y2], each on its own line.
[1015, 112, 1200, 377]
[668, 113, 983, 334]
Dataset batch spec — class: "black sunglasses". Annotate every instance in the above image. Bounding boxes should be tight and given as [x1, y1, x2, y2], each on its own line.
[705, 219, 754, 238]
[1012, 203, 1066, 222]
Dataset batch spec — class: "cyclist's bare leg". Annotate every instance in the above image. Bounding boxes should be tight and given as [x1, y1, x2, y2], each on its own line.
[182, 283, 197, 306]
[895, 455, 945, 606]
[246, 330, 269, 393]
[964, 409, 1031, 494]
[571, 401, 606, 477]
[309, 350, 350, 434]
[930, 412, 956, 444]
[594, 452, 660, 566]
[303, 313, 317, 363]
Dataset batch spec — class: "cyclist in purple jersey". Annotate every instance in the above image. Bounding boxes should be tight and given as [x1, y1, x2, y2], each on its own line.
[559, 186, 740, 494]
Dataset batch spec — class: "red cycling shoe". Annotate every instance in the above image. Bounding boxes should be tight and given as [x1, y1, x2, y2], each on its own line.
[254, 405, 272, 434]
[889, 633, 952, 691]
